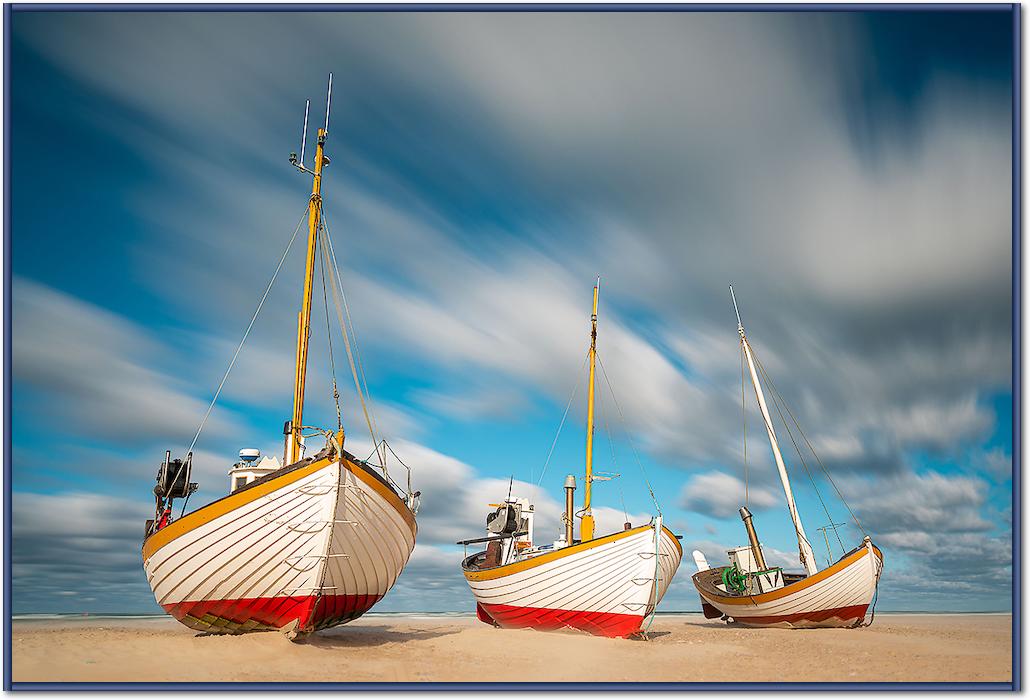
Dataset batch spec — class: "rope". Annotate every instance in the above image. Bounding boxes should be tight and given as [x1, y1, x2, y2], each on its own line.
[754, 354, 842, 554]
[640, 518, 662, 639]
[536, 353, 589, 485]
[595, 352, 661, 514]
[752, 349, 866, 539]
[599, 372, 621, 479]
[317, 227, 343, 432]
[741, 339, 818, 562]
[382, 439, 416, 499]
[186, 206, 309, 456]
[861, 548, 885, 627]
[318, 215, 385, 470]
[320, 205, 384, 465]
[598, 384, 628, 517]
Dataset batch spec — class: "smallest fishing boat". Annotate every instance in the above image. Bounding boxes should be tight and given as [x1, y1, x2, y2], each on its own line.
[458, 279, 682, 638]
[691, 287, 883, 629]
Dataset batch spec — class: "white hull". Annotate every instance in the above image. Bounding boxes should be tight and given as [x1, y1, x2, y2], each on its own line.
[693, 540, 883, 628]
[463, 522, 682, 637]
[142, 452, 416, 634]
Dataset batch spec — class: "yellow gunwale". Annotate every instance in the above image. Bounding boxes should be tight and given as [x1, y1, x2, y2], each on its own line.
[463, 524, 680, 582]
[142, 454, 415, 561]
[696, 543, 882, 606]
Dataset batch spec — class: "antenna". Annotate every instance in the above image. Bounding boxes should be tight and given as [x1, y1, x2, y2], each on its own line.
[300, 99, 310, 167]
[729, 285, 743, 331]
[816, 522, 848, 567]
[324, 72, 333, 134]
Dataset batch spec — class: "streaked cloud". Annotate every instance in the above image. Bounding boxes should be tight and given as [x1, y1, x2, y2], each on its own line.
[9, 10, 1013, 614]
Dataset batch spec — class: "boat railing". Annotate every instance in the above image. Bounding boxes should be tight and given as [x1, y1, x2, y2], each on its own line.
[359, 439, 421, 513]
[303, 428, 418, 509]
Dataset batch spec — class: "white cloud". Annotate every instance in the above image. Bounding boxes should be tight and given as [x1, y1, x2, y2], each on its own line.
[679, 471, 779, 519]
[973, 446, 1012, 481]
[886, 394, 994, 451]
[12, 492, 156, 613]
[11, 12, 1012, 613]
[12, 278, 240, 446]
[849, 470, 992, 535]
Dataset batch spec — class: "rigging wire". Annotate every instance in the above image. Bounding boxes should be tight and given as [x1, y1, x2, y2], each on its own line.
[595, 352, 661, 514]
[599, 377, 621, 481]
[752, 349, 867, 539]
[741, 339, 819, 559]
[535, 352, 590, 485]
[750, 350, 848, 555]
[186, 206, 309, 456]
[318, 208, 386, 469]
[597, 361, 629, 521]
[754, 354, 843, 555]
[317, 226, 343, 432]
[382, 439, 416, 499]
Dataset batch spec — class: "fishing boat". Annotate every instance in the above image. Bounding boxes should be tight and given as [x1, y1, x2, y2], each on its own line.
[141, 76, 419, 639]
[690, 287, 883, 629]
[459, 280, 683, 638]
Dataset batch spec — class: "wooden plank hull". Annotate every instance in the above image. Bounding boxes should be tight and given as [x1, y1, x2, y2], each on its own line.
[142, 455, 416, 635]
[463, 523, 682, 638]
[692, 541, 883, 629]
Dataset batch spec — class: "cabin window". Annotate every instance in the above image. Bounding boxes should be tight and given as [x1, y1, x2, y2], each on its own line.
[234, 477, 248, 491]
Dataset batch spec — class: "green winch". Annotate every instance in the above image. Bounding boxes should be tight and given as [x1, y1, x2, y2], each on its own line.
[721, 565, 748, 593]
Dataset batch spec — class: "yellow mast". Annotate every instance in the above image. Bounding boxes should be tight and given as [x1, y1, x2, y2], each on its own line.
[286, 126, 328, 466]
[581, 277, 600, 541]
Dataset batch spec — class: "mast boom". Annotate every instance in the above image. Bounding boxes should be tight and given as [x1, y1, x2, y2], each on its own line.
[581, 277, 600, 542]
[734, 292, 818, 576]
[286, 78, 333, 466]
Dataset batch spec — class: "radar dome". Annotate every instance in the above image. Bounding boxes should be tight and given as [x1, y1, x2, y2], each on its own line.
[239, 448, 261, 463]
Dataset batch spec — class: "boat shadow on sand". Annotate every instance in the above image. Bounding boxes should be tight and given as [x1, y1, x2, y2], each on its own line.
[193, 626, 462, 647]
[296, 626, 463, 648]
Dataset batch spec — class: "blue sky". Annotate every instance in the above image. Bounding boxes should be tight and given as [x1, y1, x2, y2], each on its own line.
[9, 9, 1014, 614]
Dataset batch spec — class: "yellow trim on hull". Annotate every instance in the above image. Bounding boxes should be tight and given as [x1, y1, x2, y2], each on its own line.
[463, 524, 679, 582]
[696, 543, 882, 606]
[143, 455, 415, 561]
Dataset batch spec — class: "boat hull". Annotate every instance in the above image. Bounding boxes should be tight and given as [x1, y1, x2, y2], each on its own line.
[142, 453, 416, 635]
[692, 540, 883, 628]
[463, 522, 682, 638]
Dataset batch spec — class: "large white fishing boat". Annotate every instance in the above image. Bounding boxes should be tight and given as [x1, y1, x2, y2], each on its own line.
[459, 280, 682, 638]
[691, 287, 883, 628]
[141, 76, 419, 639]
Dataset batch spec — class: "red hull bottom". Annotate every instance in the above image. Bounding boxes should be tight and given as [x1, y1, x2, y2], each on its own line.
[478, 602, 645, 638]
[730, 604, 869, 628]
[162, 593, 382, 635]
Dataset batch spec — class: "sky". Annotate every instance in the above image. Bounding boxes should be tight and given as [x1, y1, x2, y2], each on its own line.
[9, 9, 1014, 614]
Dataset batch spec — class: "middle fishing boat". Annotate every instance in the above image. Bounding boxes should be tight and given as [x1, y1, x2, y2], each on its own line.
[458, 279, 683, 638]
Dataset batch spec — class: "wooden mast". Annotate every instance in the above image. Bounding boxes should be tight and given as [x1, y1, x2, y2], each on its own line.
[287, 77, 332, 466]
[581, 277, 600, 541]
[731, 287, 819, 576]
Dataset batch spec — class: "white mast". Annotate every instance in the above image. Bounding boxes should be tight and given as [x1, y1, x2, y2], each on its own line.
[731, 287, 819, 577]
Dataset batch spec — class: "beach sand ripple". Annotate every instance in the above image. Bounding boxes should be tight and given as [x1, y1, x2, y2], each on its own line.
[11, 614, 1012, 683]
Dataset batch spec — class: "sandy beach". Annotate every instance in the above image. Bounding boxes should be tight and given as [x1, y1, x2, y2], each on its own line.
[11, 613, 1011, 684]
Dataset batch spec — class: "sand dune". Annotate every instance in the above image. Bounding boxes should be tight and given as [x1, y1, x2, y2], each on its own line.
[12, 614, 1011, 684]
